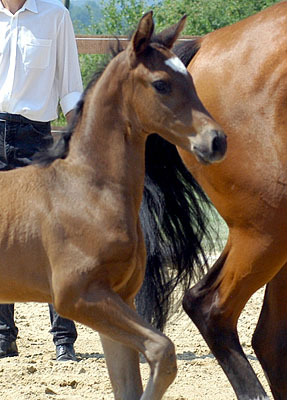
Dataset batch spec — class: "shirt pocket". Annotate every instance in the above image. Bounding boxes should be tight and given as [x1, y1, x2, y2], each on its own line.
[22, 38, 52, 69]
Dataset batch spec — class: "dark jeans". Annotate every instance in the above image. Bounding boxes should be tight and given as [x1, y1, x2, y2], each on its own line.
[0, 113, 77, 346]
[0, 304, 77, 346]
[0, 113, 53, 169]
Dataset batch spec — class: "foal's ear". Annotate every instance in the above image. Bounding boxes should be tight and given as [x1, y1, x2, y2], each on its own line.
[130, 11, 154, 57]
[156, 15, 187, 49]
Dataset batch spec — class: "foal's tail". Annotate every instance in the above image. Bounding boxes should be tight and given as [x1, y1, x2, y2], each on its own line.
[136, 134, 221, 331]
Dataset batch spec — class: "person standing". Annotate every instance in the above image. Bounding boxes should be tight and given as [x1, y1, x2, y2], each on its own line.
[0, 0, 83, 361]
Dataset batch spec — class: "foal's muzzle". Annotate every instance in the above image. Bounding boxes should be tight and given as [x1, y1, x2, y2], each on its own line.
[192, 129, 227, 164]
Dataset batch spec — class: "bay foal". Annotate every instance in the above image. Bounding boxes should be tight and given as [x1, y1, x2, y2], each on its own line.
[0, 12, 226, 400]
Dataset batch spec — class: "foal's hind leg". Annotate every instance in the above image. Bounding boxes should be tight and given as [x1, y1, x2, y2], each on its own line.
[252, 264, 287, 400]
[56, 285, 177, 400]
[183, 233, 286, 400]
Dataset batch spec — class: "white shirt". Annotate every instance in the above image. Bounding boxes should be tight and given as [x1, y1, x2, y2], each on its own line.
[0, 0, 83, 121]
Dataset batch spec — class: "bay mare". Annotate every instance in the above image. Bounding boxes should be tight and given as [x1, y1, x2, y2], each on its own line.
[140, 2, 287, 399]
[0, 12, 226, 400]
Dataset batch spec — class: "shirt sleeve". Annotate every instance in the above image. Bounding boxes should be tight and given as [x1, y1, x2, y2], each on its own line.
[56, 9, 83, 116]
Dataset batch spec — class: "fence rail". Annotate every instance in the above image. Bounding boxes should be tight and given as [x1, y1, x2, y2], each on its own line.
[75, 35, 196, 55]
[76, 35, 129, 54]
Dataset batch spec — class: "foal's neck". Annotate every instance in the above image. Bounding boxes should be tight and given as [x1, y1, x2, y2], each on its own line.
[66, 63, 146, 210]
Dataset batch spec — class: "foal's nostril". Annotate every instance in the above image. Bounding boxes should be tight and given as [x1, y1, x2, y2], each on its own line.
[212, 136, 221, 152]
[212, 132, 227, 155]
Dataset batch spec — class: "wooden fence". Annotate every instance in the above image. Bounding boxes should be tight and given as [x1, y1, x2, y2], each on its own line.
[75, 35, 194, 55]
[76, 35, 130, 54]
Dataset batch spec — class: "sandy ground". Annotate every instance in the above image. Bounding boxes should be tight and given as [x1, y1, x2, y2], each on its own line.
[0, 285, 272, 400]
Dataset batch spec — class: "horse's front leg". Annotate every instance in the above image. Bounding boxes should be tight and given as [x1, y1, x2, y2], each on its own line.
[183, 231, 285, 400]
[252, 264, 287, 400]
[100, 334, 143, 400]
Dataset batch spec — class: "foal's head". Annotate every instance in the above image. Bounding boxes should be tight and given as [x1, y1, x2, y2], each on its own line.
[36, 12, 226, 167]
[108, 11, 227, 164]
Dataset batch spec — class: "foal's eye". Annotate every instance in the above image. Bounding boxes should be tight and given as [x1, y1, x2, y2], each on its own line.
[152, 80, 171, 95]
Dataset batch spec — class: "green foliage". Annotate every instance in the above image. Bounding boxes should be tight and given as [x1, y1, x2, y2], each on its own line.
[152, 0, 281, 35]
[70, 0, 281, 36]
[53, 53, 107, 127]
[77, 0, 281, 36]
[79, 53, 110, 87]
[98, 0, 152, 35]
[70, 1, 102, 34]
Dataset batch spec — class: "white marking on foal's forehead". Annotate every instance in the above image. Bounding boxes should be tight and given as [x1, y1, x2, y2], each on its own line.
[164, 56, 188, 75]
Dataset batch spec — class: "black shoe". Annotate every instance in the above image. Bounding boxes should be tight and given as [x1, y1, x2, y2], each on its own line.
[0, 340, 18, 358]
[56, 344, 77, 361]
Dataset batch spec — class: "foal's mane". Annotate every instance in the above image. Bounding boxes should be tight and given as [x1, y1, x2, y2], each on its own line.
[173, 37, 201, 67]
[34, 31, 167, 167]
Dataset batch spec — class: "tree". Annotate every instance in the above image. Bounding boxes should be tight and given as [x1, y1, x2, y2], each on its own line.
[94, 0, 281, 36]
[152, 0, 281, 35]
[98, 0, 151, 35]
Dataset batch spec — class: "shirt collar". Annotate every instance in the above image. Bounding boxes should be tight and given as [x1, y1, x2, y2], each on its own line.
[0, 0, 38, 14]
[22, 0, 38, 14]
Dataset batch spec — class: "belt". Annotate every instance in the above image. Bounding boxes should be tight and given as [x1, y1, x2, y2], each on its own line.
[0, 113, 50, 127]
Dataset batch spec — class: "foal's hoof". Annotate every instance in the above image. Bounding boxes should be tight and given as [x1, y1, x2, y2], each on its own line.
[0, 340, 18, 358]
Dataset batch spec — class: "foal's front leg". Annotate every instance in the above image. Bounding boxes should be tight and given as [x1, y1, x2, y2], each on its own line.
[56, 285, 177, 400]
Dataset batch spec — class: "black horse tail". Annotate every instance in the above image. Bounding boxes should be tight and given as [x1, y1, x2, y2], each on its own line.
[136, 134, 222, 331]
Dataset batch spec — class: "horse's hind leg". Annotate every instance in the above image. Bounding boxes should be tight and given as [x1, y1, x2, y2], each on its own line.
[252, 264, 287, 400]
[183, 232, 286, 400]
[183, 247, 265, 399]
[55, 285, 176, 400]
